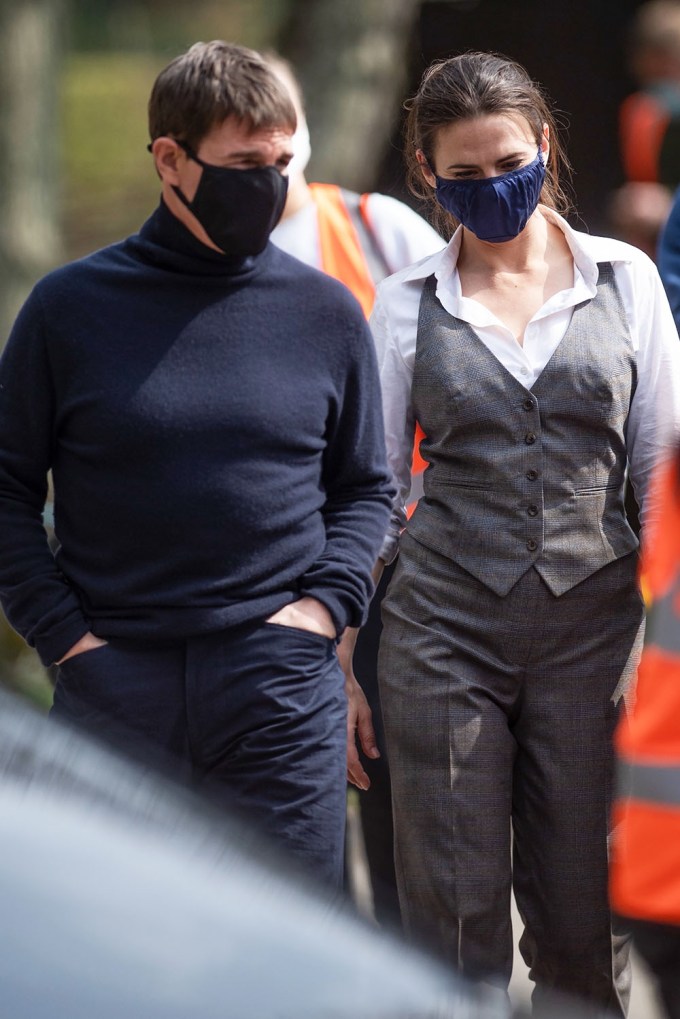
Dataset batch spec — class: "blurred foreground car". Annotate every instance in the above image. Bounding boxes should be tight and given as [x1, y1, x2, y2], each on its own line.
[0, 687, 604, 1018]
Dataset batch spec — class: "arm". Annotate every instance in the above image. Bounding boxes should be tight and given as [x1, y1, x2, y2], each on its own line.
[292, 309, 393, 787]
[625, 252, 680, 537]
[370, 289, 418, 564]
[0, 289, 91, 665]
[337, 558, 385, 790]
[296, 314, 394, 636]
[338, 287, 420, 788]
[657, 188, 680, 329]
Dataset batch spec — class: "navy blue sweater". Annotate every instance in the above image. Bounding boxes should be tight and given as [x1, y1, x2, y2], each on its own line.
[0, 202, 393, 665]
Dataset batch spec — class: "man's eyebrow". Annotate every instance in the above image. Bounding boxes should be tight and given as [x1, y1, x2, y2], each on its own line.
[223, 147, 266, 159]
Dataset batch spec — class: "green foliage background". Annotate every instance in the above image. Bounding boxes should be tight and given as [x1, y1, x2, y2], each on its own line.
[61, 0, 290, 258]
[62, 53, 163, 258]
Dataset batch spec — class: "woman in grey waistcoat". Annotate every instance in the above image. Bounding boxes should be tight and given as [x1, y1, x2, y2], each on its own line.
[341, 51, 680, 1016]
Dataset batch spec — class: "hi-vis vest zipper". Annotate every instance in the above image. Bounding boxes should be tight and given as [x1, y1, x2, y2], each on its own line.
[611, 454, 680, 924]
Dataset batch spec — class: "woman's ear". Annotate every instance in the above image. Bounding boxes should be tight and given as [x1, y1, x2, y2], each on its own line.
[416, 149, 437, 189]
[540, 123, 550, 163]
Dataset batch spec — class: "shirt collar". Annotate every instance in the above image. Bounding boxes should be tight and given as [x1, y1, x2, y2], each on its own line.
[401, 206, 633, 297]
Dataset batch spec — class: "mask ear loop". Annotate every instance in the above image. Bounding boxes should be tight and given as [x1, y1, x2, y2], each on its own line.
[145, 138, 210, 210]
[174, 139, 211, 169]
[170, 141, 204, 211]
[145, 138, 207, 167]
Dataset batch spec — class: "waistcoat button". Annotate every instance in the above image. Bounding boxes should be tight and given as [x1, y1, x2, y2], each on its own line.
[526, 469, 538, 481]
[525, 432, 536, 445]
[522, 398, 534, 411]
[527, 504, 539, 516]
[527, 539, 538, 552]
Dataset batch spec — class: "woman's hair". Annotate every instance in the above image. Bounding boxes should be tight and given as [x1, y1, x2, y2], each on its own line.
[404, 51, 572, 236]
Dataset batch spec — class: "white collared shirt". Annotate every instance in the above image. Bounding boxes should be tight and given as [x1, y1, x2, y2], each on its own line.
[371, 207, 680, 562]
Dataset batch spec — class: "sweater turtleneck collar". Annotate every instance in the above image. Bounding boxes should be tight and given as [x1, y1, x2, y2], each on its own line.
[127, 198, 273, 279]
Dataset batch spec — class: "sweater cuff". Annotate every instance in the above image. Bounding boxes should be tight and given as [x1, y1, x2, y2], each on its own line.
[296, 585, 353, 637]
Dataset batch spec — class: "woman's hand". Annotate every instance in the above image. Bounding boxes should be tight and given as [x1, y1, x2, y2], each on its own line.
[337, 628, 380, 790]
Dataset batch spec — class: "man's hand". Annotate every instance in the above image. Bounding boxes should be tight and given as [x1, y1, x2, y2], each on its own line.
[55, 631, 108, 665]
[337, 629, 380, 790]
[265, 596, 336, 639]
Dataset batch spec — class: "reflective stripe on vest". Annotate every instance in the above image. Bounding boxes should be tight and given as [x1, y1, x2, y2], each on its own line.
[646, 584, 680, 654]
[618, 756, 680, 808]
[309, 182, 425, 514]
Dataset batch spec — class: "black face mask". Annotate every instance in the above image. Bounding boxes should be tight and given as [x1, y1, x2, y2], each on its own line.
[172, 141, 288, 256]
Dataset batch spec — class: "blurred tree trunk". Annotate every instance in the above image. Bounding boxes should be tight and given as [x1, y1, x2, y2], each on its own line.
[277, 0, 422, 191]
[0, 0, 63, 347]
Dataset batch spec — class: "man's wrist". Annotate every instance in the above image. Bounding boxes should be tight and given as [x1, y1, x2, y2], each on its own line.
[265, 596, 336, 639]
[55, 631, 107, 665]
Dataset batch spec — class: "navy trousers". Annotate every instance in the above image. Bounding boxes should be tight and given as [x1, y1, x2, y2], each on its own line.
[51, 621, 348, 887]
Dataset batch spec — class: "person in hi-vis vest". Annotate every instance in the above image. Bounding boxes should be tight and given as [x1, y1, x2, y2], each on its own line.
[609, 1, 680, 259]
[611, 448, 680, 1019]
[269, 54, 444, 928]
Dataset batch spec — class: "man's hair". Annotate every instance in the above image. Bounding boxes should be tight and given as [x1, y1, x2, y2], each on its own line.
[148, 40, 297, 150]
[262, 52, 305, 116]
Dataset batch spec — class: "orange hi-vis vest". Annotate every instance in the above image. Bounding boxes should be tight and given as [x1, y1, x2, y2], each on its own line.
[308, 182, 425, 515]
[610, 454, 680, 924]
[619, 90, 670, 183]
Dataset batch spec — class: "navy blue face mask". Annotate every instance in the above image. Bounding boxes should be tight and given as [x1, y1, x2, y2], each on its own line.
[433, 150, 546, 243]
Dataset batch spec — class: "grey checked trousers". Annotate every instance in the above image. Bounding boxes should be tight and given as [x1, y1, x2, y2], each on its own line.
[378, 532, 644, 1016]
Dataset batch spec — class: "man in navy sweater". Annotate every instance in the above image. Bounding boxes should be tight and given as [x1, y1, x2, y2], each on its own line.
[0, 41, 393, 887]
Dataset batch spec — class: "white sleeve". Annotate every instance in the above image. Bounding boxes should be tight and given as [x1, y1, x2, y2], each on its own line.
[364, 193, 445, 273]
[623, 253, 680, 533]
[370, 290, 416, 563]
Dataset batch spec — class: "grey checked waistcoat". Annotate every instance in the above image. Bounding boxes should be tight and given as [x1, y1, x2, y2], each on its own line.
[407, 264, 639, 597]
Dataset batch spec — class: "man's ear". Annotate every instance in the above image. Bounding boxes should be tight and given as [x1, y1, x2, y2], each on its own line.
[150, 137, 184, 184]
[416, 149, 436, 189]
